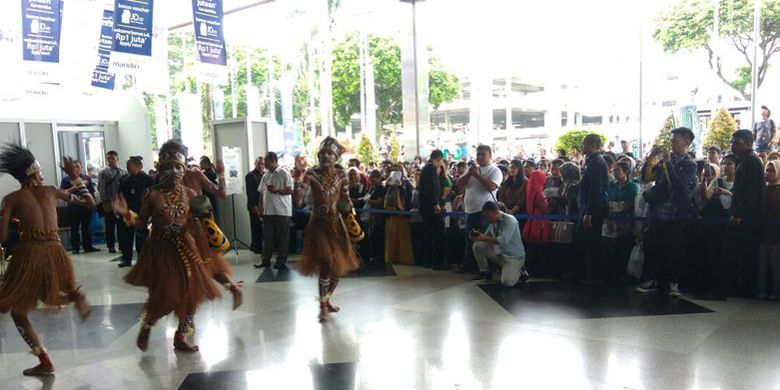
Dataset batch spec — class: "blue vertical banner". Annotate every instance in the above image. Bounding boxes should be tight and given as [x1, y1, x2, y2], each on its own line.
[21, 0, 62, 63]
[112, 0, 154, 57]
[191, 0, 226, 66]
[91, 10, 116, 90]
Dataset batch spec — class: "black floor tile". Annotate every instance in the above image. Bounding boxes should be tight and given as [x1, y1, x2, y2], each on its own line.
[179, 362, 357, 390]
[345, 262, 396, 278]
[255, 265, 297, 283]
[0, 303, 145, 352]
[479, 281, 713, 323]
[255, 262, 395, 284]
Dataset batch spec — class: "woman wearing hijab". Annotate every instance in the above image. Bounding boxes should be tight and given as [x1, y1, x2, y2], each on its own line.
[522, 170, 550, 274]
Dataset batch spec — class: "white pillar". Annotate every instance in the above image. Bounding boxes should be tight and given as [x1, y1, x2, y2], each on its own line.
[400, 0, 430, 158]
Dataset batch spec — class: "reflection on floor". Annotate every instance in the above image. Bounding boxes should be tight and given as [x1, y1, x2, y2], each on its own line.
[1, 247, 779, 390]
[179, 362, 358, 390]
[255, 261, 396, 284]
[0, 303, 145, 353]
[478, 281, 712, 323]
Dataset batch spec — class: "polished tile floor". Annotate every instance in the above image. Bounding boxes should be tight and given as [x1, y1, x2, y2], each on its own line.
[1, 247, 780, 390]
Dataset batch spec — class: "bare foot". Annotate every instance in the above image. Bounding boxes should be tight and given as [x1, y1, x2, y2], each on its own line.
[73, 292, 91, 322]
[137, 328, 151, 352]
[173, 334, 200, 352]
[230, 282, 243, 310]
[23, 363, 54, 376]
[318, 304, 329, 322]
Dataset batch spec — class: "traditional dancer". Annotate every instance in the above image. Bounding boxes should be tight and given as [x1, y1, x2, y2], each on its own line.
[111, 140, 240, 353]
[180, 150, 241, 304]
[0, 144, 92, 376]
[297, 137, 361, 322]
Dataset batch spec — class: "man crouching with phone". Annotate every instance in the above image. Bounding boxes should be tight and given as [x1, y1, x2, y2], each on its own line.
[471, 201, 526, 287]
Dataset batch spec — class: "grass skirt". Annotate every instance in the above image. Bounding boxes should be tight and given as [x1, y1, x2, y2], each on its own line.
[297, 213, 360, 277]
[124, 222, 221, 320]
[0, 239, 76, 314]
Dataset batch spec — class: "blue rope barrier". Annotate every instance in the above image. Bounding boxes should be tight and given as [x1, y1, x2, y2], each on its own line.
[292, 208, 731, 224]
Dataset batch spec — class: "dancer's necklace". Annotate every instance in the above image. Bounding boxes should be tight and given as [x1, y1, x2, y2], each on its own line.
[162, 186, 186, 218]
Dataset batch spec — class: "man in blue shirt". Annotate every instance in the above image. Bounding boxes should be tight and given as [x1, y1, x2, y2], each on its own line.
[578, 134, 609, 282]
[60, 161, 98, 254]
[636, 127, 698, 296]
[471, 201, 526, 287]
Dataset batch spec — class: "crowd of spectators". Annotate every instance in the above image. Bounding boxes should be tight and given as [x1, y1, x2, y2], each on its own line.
[248, 113, 780, 301]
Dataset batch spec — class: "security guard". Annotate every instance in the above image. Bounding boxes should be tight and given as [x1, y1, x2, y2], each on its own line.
[117, 156, 154, 267]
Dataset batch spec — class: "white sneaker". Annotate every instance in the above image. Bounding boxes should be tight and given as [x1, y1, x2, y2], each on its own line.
[669, 283, 681, 297]
[635, 280, 659, 293]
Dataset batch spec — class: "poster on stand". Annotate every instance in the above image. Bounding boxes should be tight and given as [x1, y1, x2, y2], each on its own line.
[221, 146, 243, 195]
[191, 0, 227, 85]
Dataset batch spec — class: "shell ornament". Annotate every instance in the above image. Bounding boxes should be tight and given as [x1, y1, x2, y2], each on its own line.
[345, 213, 365, 242]
[201, 217, 231, 253]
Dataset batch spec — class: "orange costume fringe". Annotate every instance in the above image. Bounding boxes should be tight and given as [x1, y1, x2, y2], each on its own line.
[124, 219, 222, 320]
[0, 230, 77, 314]
[297, 170, 360, 277]
[297, 209, 360, 277]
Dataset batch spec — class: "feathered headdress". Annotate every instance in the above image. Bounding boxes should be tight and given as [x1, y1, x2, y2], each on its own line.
[0, 143, 39, 182]
[158, 139, 188, 167]
[318, 136, 345, 157]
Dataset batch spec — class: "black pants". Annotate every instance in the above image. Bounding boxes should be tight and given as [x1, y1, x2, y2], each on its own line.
[699, 223, 728, 296]
[421, 212, 446, 267]
[643, 219, 687, 285]
[602, 233, 634, 282]
[576, 214, 604, 280]
[262, 215, 290, 264]
[118, 220, 146, 263]
[104, 211, 119, 250]
[368, 218, 385, 263]
[69, 208, 93, 251]
[725, 221, 761, 296]
[249, 211, 264, 253]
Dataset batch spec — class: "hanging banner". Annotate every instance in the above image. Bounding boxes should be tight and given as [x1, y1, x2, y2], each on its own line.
[91, 9, 116, 90]
[192, 0, 228, 85]
[20, 0, 63, 86]
[21, 0, 62, 63]
[112, 0, 154, 57]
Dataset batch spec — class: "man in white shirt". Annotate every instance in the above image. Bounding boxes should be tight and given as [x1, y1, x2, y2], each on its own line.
[456, 145, 503, 272]
[257, 152, 294, 269]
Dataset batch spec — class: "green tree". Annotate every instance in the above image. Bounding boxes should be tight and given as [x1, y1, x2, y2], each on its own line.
[705, 107, 738, 151]
[554, 130, 606, 154]
[390, 133, 401, 162]
[331, 33, 460, 132]
[356, 132, 378, 164]
[428, 53, 461, 109]
[654, 115, 675, 150]
[653, 0, 780, 100]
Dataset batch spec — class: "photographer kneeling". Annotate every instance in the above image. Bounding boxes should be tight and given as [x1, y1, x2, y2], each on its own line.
[472, 201, 526, 287]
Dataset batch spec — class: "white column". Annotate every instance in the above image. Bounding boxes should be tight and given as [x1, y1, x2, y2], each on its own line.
[400, 0, 430, 158]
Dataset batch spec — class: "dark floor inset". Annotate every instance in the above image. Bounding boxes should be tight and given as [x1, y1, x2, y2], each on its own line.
[0, 303, 145, 353]
[256, 262, 395, 283]
[479, 281, 713, 323]
[178, 362, 357, 390]
[345, 261, 396, 278]
[255, 265, 297, 283]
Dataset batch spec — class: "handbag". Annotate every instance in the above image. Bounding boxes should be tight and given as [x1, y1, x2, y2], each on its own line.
[490, 191, 507, 213]
[626, 241, 644, 279]
[642, 163, 671, 205]
[550, 220, 575, 244]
